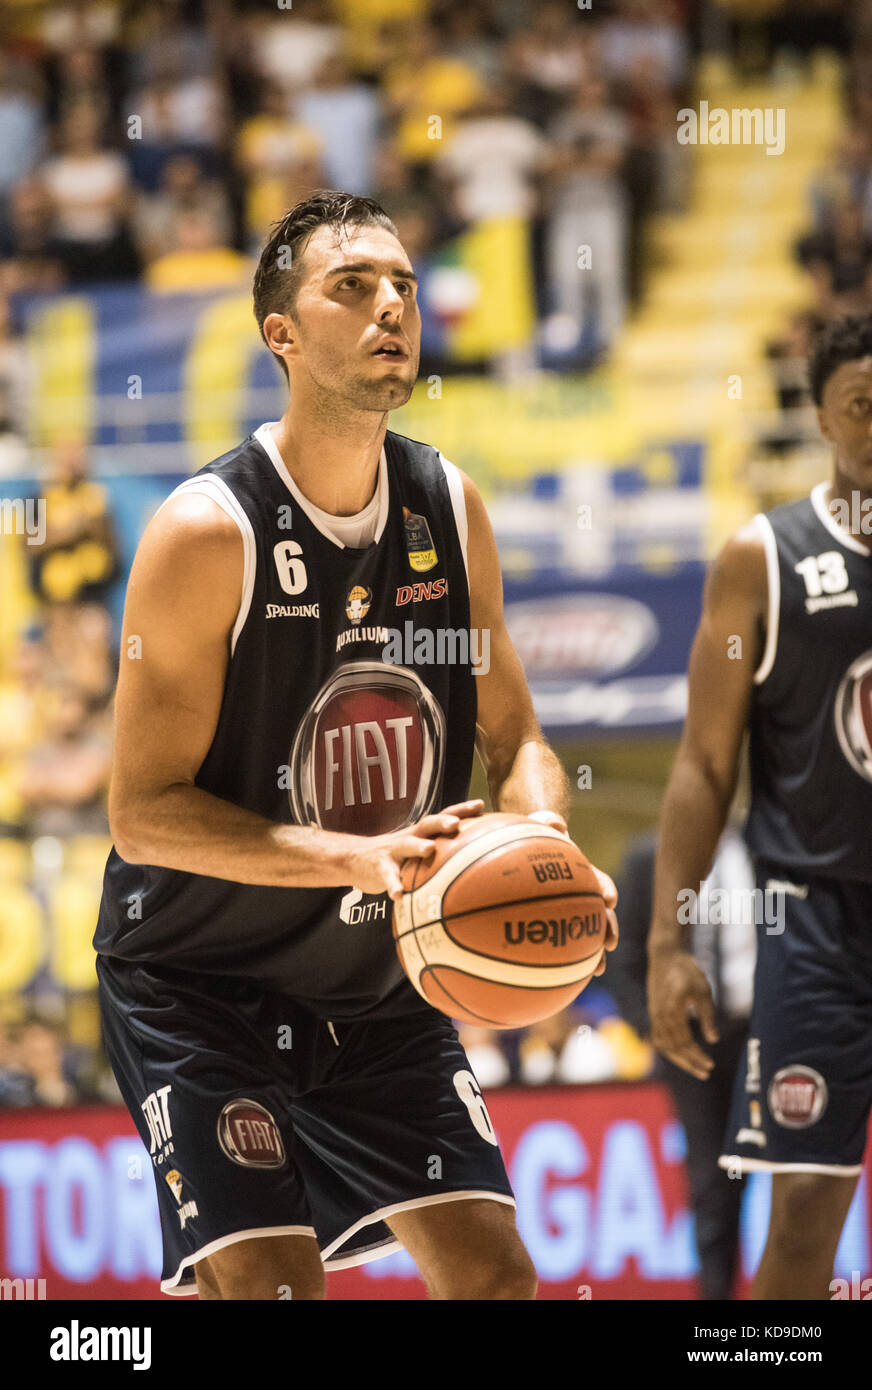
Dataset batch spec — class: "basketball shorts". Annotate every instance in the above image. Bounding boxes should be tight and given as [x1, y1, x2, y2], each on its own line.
[720, 861, 872, 1177]
[97, 956, 515, 1295]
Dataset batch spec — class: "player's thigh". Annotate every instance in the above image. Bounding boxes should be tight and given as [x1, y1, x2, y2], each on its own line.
[386, 1197, 536, 1301]
[196, 1233, 325, 1301]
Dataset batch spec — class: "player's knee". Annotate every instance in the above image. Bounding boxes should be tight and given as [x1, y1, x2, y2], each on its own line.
[446, 1240, 537, 1301]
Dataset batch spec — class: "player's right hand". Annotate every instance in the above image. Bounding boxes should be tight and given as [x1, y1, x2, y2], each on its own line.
[648, 949, 719, 1080]
[347, 804, 482, 903]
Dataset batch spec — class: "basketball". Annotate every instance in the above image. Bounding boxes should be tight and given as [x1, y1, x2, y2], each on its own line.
[392, 812, 608, 1028]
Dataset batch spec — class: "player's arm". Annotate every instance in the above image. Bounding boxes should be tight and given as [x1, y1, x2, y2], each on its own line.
[109, 494, 465, 902]
[460, 472, 618, 967]
[647, 522, 768, 1078]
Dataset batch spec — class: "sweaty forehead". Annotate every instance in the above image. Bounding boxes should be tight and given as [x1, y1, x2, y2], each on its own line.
[826, 356, 872, 398]
[303, 223, 408, 276]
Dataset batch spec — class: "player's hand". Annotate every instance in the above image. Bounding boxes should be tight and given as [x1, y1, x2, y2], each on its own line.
[590, 866, 618, 976]
[347, 810, 470, 903]
[527, 809, 569, 837]
[648, 949, 718, 1079]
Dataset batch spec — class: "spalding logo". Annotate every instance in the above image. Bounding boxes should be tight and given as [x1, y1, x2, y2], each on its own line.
[504, 915, 601, 947]
[217, 1099, 286, 1168]
[505, 594, 658, 678]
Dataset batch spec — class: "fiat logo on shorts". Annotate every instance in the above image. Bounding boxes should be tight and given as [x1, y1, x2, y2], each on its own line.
[767, 1065, 828, 1129]
[834, 650, 872, 783]
[217, 1099, 286, 1168]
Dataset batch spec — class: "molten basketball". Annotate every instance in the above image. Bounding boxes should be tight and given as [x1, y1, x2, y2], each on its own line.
[392, 812, 608, 1028]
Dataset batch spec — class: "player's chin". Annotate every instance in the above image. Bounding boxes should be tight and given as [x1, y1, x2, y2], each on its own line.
[353, 375, 415, 410]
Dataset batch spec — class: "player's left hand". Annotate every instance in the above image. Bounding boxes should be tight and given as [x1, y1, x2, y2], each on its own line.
[525, 812, 618, 976]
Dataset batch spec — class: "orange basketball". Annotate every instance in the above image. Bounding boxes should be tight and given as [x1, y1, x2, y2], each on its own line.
[392, 812, 608, 1028]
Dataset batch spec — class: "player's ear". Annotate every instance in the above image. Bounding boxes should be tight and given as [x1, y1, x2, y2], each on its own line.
[816, 406, 833, 443]
[263, 312, 295, 365]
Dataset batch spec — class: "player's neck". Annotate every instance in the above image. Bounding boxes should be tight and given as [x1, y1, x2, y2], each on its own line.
[270, 407, 387, 517]
[824, 471, 872, 553]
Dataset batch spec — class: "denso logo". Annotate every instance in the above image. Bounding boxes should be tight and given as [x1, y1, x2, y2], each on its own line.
[396, 578, 448, 605]
[504, 916, 600, 947]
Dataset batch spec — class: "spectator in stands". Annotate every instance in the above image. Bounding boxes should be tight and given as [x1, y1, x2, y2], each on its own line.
[0, 57, 46, 217]
[808, 124, 872, 234]
[297, 53, 383, 198]
[600, 0, 689, 95]
[235, 82, 324, 248]
[0, 177, 65, 296]
[545, 76, 630, 356]
[0, 292, 28, 441]
[20, 681, 111, 838]
[248, 0, 342, 97]
[383, 21, 483, 182]
[43, 602, 115, 707]
[133, 153, 234, 265]
[504, 2, 591, 129]
[41, 101, 139, 285]
[435, 81, 548, 226]
[796, 197, 872, 298]
[145, 206, 250, 292]
[0, 1020, 33, 1107]
[30, 438, 120, 607]
[432, 1, 503, 85]
[4, 1018, 99, 1108]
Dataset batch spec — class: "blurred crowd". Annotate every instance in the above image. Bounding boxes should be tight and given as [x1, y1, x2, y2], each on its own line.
[0, 0, 696, 375]
[765, 0, 872, 441]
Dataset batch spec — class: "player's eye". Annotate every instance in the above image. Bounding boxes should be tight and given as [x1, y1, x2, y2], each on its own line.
[850, 397, 872, 414]
[395, 281, 414, 296]
[337, 277, 363, 290]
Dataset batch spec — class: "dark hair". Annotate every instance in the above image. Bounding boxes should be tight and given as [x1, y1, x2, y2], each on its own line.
[252, 190, 398, 380]
[808, 314, 872, 404]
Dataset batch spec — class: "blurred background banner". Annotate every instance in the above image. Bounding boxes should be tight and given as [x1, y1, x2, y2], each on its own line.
[1, 1095, 869, 1301]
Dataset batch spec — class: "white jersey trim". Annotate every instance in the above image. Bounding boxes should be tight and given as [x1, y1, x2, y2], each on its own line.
[438, 453, 469, 585]
[159, 475, 256, 657]
[254, 420, 388, 550]
[320, 1189, 516, 1270]
[160, 1223, 318, 1295]
[810, 480, 871, 556]
[752, 512, 780, 686]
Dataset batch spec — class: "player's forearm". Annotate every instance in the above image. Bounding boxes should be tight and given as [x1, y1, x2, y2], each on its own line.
[489, 736, 570, 820]
[111, 781, 366, 888]
[648, 752, 735, 955]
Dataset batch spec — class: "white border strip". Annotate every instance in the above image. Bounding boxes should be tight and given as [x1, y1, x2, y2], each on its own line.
[160, 1222, 318, 1296]
[752, 512, 780, 685]
[718, 1155, 863, 1177]
[810, 480, 871, 557]
[321, 1189, 517, 1269]
[439, 453, 469, 584]
[254, 421, 388, 550]
[162, 476, 256, 656]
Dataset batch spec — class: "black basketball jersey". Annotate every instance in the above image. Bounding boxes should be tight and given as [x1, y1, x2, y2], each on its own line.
[94, 424, 478, 1018]
[744, 482, 872, 882]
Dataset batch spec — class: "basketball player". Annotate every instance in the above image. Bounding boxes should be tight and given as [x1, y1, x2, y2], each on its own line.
[647, 314, 872, 1299]
[94, 191, 618, 1301]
